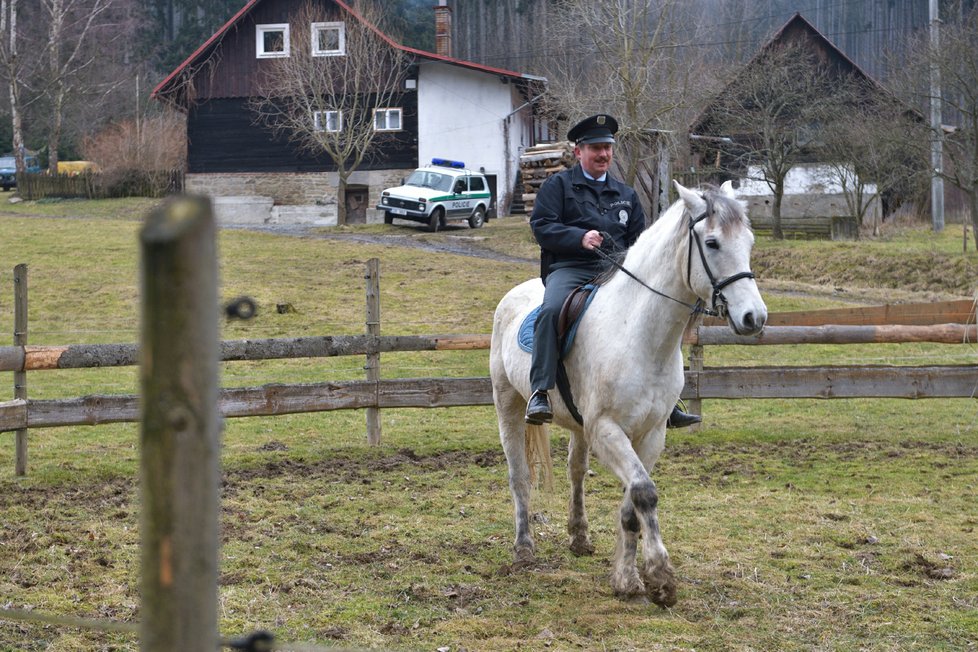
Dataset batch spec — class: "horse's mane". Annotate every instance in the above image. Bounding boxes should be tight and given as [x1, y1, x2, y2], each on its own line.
[592, 184, 748, 286]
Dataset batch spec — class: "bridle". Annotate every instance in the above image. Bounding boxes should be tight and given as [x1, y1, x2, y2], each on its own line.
[684, 198, 756, 319]
[593, 195, 755, 319]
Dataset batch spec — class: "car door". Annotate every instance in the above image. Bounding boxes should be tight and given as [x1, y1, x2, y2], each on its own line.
[447, 176, 473, 217]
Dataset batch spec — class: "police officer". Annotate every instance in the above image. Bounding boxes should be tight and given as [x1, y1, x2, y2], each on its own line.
[524, 114, 700, 429]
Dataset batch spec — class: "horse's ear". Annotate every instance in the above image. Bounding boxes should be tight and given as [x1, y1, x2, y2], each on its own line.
[720, 180, 736, 197]
[673, 180, 706, 215]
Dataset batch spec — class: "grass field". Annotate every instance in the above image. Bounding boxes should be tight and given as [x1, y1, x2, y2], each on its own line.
[0, 198, 976, 651]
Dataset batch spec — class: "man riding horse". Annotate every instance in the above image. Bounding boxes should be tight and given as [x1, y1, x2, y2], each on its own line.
[525, 114, 701, 429]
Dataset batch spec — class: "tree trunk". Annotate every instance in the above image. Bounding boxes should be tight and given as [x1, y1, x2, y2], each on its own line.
[336, 173, 348, 226]
[4, 0, 26, 177]
[772, 181, 785, 240]
[970, 189, 978, 252]
[47, 88, 64, 174]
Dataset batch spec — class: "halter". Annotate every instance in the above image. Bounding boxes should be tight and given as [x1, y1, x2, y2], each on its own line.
[685, 198, 757, 319]
[593, 194, 755, 319]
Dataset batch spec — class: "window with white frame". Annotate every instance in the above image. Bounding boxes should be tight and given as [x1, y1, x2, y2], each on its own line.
[373, 108, 402, 132]
[314, 110, 342, 133]
[256, 24, 290, 58]
[312, 22, 345, 56]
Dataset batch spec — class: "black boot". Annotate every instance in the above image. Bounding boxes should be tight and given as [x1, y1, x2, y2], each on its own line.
[667, 404, 701, 429]
[524, 390, 553, 425]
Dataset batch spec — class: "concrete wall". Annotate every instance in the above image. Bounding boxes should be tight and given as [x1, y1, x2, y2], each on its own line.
[186, 169, 412, 225]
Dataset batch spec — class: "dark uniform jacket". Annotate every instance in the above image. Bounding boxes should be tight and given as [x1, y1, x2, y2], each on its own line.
[530, 164, 647, 281]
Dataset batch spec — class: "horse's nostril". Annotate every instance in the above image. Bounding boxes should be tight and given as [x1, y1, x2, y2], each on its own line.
[743, 311, 755, 330]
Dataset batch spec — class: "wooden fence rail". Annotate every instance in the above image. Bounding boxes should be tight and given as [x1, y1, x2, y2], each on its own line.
[1, 363, 976, 434]
[3, 267, 977, 441]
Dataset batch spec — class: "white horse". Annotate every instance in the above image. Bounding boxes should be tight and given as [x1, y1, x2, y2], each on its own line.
[489, 180, 767, 606]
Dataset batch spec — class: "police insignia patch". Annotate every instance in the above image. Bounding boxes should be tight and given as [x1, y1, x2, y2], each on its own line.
[618, 209, 628, 224]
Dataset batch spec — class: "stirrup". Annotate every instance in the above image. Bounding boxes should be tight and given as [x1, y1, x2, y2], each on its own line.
[667, 399, 701, 429]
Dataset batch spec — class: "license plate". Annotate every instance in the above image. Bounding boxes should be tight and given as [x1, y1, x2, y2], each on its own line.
[391, 208, 406, 215]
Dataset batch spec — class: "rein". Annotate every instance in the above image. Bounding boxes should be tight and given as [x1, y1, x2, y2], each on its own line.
[595, 198, 756, 319]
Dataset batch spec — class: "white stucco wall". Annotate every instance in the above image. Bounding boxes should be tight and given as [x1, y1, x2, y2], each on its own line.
[737, 163, 878, 196]
[737, 163, 880, 226]
[417, 62, 531, 213]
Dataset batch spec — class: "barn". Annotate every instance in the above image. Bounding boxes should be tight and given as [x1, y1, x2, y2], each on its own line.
[151, 0, 547, 225]
[688, 13, 912, 239]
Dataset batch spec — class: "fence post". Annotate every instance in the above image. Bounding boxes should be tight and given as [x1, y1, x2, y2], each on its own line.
[687, 343, 704, 431]
[139, 197, 220, 651]
[365, 258, 381, 445]
[13, 264, 27, 476]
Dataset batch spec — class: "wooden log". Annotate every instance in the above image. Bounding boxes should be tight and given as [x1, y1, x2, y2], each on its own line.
[139, 195, 219, 651]
[14, 264, 27, 476]
[365, 258, 381, 446]
[766, 299, 975, 328]
[683, 365, 978, 399]
[686, 323, 978, 346]
[4, 363, 977, 433]
[0, 334, 457, 372]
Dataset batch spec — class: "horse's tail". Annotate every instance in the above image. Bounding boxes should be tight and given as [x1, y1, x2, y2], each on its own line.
[525, 423, 554, 491]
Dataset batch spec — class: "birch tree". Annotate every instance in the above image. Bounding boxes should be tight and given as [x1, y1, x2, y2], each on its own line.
[41, 0, 116, 173]
[0, 0, 28, 174]
[250, 1, 409, 225]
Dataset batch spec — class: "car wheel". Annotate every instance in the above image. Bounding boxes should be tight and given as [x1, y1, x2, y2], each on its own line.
[468, 207, 486, 229]
[427, 207, 444, 232]
[1, 186, 9, 192]
[384, 211, 394, 225]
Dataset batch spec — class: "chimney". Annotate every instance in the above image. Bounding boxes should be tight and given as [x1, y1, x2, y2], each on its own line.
[434, 0, 452, 57]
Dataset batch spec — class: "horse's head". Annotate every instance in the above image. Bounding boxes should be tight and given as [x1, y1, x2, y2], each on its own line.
[674, 180, 767, 336]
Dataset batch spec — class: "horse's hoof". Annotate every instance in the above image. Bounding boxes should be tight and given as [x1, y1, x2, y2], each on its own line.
[514, 544, 536, 566]
[644, 564, 678, 608]
[611, 570, 645, 600]
[569, 535, 595, 556]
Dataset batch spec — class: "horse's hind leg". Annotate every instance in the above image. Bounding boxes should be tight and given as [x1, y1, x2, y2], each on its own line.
[495, 386, 535, 564]
[567, 430, 594, 556]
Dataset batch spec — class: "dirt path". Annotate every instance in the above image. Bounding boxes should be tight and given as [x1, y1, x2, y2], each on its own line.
[223, 223, 536, 264]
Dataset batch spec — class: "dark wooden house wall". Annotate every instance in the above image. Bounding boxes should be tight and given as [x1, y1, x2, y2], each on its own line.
[187, 96, 418, 173]
[180, 0, 420, 173]
[191, 0, 344, 100]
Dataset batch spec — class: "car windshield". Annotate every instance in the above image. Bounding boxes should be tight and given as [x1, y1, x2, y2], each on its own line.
[405, 170, 453, 192]
[0, 157, 16, 168]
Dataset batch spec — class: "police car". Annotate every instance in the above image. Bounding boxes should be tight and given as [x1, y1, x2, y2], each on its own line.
[377, 159, 494, 232]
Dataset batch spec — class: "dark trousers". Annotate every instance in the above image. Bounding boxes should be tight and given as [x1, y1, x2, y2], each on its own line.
[530, 265, 601, 393]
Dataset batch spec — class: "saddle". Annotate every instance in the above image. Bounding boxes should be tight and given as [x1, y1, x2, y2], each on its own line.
[518, 284, 597, 356]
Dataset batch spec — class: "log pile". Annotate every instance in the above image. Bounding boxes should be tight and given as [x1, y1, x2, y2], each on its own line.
[519, 141, 575, 214]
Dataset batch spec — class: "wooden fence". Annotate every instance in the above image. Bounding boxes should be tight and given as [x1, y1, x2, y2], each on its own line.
[17, 169, 184, 200]
[3, 260, 977, 475]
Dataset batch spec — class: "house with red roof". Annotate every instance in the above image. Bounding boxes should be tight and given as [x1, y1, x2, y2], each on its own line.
[152, 0, 546, 224]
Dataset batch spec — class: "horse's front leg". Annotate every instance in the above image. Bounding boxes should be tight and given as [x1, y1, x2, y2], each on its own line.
[589, 420, 651, 601]
[591, 420, 677, 607]
[567, 430, 594, 556]
[495, 386, 536, 564]
[633, 428, 677, 608]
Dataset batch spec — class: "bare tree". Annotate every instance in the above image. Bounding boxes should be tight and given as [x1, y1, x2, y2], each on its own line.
[41, 0, 116, 173]
[250, 1, 409, 225]
[903, 4, 978, 248]
[701, 42, 835, 239]
[820, 85, 928, 237]
[541, 0, 717, 186]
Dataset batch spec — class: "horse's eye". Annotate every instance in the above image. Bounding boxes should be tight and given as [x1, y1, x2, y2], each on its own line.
[706, 238, 720, 250]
